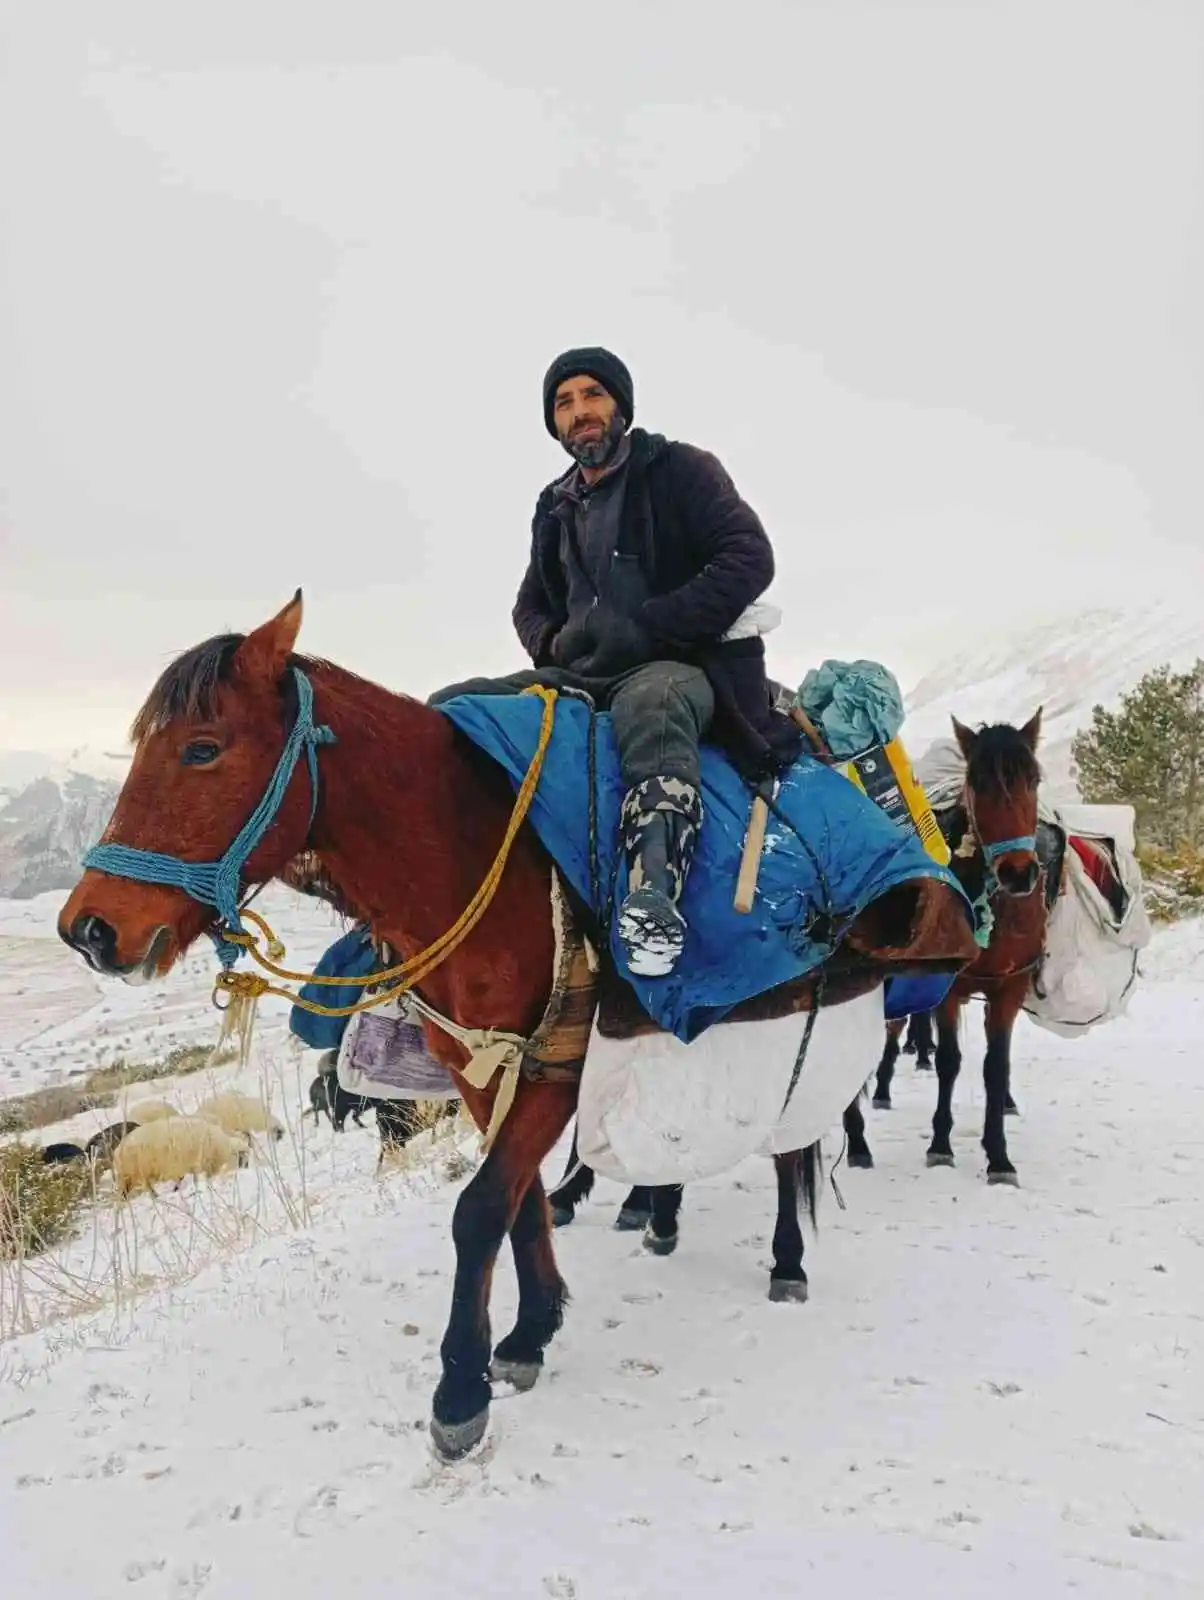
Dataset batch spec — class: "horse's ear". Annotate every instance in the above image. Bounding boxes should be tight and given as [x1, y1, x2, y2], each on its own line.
[1020, 705, 1043, 750]
[233, 590, 304, 688]
[951, 716, 976, 761]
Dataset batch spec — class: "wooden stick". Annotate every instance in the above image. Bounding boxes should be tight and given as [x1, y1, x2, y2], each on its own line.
[733, 792, 771, 914]
[790, 705, 831, 758]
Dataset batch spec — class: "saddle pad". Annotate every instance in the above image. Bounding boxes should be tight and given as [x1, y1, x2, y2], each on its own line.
[576, 984, 885, 1187]
[439, 692, 969, 1044]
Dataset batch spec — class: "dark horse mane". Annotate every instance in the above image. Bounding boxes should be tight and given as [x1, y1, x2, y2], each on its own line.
[129, 632, 406, 744]
[962, 723, 1041, 801]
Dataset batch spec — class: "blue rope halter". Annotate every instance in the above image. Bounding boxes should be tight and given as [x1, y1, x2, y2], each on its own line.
[966, 830, 1039, 949]
[82, 667, 336, 968]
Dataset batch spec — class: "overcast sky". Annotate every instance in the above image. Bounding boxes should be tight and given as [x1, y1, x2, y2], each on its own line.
[2, 0, 1202, 755]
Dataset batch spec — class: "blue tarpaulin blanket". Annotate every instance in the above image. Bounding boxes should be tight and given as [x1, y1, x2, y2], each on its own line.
[439, 693, 970, 1043]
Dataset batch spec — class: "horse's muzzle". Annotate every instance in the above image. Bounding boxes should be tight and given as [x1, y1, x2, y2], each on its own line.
[995, 858, 1040, 898]
[60, 915, 170, 983]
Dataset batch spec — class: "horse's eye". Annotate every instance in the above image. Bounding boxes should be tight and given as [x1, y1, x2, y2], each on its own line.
[181, 740, 222, 767]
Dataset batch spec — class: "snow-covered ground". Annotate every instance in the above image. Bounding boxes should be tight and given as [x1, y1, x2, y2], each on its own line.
[0, 884, 348, 1099]
[2, 889, 1203, 1595]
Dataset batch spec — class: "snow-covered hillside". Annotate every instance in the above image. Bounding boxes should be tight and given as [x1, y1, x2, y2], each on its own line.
[0, 772, 121, 899]
[901, 603, 1204, 802]
[0, 745, 132, 900]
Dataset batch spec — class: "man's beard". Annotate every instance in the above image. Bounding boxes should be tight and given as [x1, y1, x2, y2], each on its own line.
[562, 411, 626, 468]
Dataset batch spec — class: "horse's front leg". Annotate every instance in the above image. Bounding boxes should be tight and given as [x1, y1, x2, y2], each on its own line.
[911, 1009, 935, 1068]
[431, 1079, 576, 1461]
[642, 1184, 683, 1255]
[982, 982, 1023, 1185]
[843, 1091, 874, 1168]
[492, 1172, 569, 1387]
[927, 995, 963, 1166]
[616, 1185, 655, 1231]
[768, 1150, 810, 1302]
[873, 1017, 906, 1107]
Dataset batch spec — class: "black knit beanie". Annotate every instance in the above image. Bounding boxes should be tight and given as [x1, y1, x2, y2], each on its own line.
[542, 347, 634, 438]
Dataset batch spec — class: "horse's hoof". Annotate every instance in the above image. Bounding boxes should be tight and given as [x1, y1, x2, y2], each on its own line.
[847, 1149, 874, 1169]
[872, 1096, 892, 1111]
[642, 1227, 678, 1256]
[1004, 1102, 1019, 1117]
[550, 1205, 574, 1228]
[430, 1409, 489, 1462]
[614, 1207, 652, 1232]
[768, 1278, 809, 1303]
[491, 1357, 542, 1392]
[926, 1152, 955, 1167]
[987, 1169, 1020, 1187]
[916, 1060, 933, 1071]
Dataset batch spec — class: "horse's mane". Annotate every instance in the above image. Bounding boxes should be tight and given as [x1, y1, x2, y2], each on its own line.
[965, 723, 1041, 801]
[129, 633, 375, 743]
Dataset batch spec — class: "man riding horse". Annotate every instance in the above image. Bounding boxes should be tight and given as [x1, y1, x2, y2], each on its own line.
[432, 346, 801, 977]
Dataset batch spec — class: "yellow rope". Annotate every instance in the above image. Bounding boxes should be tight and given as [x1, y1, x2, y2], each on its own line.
[212, 684, 558, 1018]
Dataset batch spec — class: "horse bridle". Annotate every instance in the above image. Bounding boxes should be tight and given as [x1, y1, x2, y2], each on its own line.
[82, 666, 337, 968]
[956, 786, 1040, 949]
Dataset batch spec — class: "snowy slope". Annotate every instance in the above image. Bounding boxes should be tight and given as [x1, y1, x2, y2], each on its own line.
[902, 602, 1204, 802]
[0, 883, 350, 1098]
[1, 923, 1202, 1596]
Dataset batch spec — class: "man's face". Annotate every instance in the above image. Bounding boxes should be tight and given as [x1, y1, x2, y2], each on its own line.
[552, 374, 625, 467]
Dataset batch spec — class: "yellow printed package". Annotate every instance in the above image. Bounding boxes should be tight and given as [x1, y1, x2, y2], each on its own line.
[834, 738, 951, 867]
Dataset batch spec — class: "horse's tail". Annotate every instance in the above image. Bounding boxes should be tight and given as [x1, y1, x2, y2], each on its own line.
[800, 1141, 822, 1230]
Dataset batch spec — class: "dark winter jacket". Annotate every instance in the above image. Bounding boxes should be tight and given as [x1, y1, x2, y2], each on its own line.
[512, 429, 803, 779]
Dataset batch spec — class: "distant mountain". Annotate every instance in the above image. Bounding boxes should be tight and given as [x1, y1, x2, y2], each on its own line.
[0, 746, 131, 794]
[902, 603, 1204, 802]
[0, 771, 120, 899]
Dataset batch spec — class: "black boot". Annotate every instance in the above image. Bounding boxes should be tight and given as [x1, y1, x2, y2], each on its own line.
[616, 777, 702, 978]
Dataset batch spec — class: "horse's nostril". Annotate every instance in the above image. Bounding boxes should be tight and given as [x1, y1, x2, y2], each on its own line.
[998, 860, 1039, 896]
[68, 913, 119, 968]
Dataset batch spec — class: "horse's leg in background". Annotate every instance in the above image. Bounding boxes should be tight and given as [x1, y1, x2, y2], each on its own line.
[843, 1089, 874, 1168]
[927, 993, 963, 1167]
[768, 1149, 808, 1301]
[431, 1079, 576, 1461]
[492, 1171, 570, 1388]
[642, 1184, 683, 1255]
[982, 979, 1024, 1185]
[615, 1185, 655, 1232]
[912, 1009, 935, 1069]
[873, 1017, 907, 1108]
[546, 1121, 597, 1227]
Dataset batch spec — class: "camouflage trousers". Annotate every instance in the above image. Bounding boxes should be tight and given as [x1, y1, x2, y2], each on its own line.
[428, 660, 714, 791]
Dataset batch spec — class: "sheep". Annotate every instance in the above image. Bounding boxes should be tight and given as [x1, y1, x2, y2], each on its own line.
[86, 1121, 140, 1164]
[111, 1117, 248, 1198]
[42, 1142, 87, 1165]
[194, 1092, 284, 1143]
[119, 1099, 179, 1124]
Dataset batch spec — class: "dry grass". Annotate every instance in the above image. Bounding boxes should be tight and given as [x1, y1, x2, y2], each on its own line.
[0, 1038, 477, 1343]
[0, 1142, 92, 1261]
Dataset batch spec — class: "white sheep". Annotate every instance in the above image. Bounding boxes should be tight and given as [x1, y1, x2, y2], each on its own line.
[119, 1098, 179, 1124]
[111, 1117, 248, 1198]
[194, 1091, 285, 1143]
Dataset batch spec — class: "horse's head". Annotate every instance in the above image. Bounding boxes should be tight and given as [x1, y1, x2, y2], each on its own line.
[58, 592, 318, 981]
[952, 708, 1043, 898]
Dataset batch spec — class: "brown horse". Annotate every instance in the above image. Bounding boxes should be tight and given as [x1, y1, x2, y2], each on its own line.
[842, 712, 1046, 1184]
[57, 594, 975, 1460]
